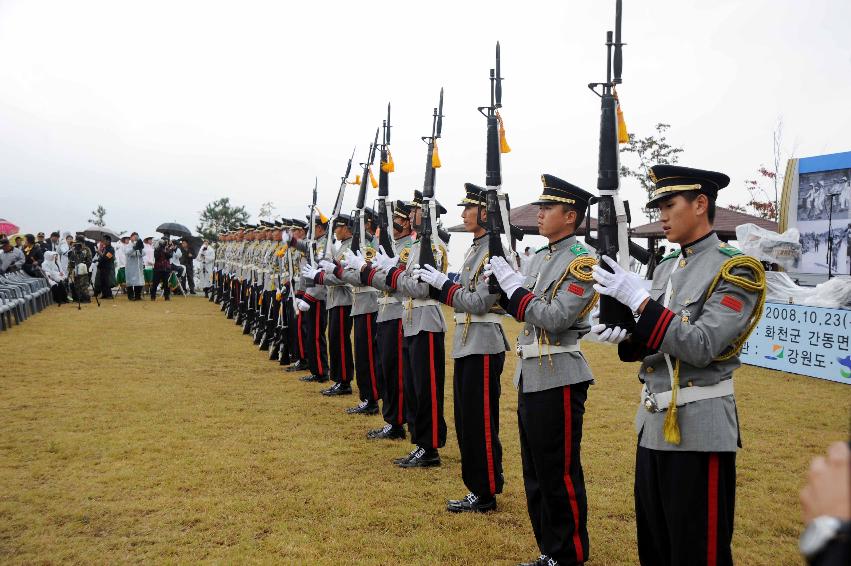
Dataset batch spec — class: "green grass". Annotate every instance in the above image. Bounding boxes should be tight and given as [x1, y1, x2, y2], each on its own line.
[0, 297, 847, 564]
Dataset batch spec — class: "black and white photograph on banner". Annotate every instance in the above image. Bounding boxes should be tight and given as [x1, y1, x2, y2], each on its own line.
[2, 1, 850, 565]
[797, 169, 851, 222]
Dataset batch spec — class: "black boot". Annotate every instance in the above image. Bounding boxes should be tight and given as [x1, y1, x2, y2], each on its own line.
[398, 447, 440, 468]
[446, 493, 497, 514]
[345, 400, 379, 415]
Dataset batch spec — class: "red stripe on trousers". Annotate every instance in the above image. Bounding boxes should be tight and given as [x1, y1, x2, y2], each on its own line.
[396, 318, 405, 426]
[367, 313, 378, 400]
[397, 319, 404, 426]
[707, 453, 719, 566]
[482, 354, 496, 495]
[315, 305, 323, 375]
[429, 333, 438, 447]
[562, 386, 585, 563]
[339, 307, 347, 382]
[297, 311, 305, 358]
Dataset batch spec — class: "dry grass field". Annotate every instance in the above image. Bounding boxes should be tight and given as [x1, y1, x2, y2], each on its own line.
[0, 297, 848, 565]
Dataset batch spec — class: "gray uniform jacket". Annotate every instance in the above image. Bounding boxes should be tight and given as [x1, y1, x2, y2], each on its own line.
[618, 232, 764, 452]
[436, 234, 509, 358]
[363, 235, 412, 323]
[340, 241, 379, 317]
[504, 234, 598, 393]
[375, 237, 448, 337]
[313, 237, 353, 309]
[295, 235, 326, 302]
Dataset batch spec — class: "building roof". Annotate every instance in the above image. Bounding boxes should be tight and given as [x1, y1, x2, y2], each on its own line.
[629, 206, 778, 239]
[447, 202, 598, 236]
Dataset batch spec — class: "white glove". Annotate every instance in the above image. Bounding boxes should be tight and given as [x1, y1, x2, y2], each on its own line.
[282, 229, 291, 242]
[341, 250, 366, 271]
[295, 298, 311, 312]
[590, 323, 628, 344]
[487, 256, 525, 297]
[318, 259, 337, 274]
[414, 264, 448, 289]
[372, 246, 397, 272]
[592, 255, 650, 312]
[302, 263, 320, 279]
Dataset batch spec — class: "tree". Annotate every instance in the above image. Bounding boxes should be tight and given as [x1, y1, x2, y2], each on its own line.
[258, 201, 276, 222]
[620, 123, 685, 222]
[728, 166, 779, 221]
[196, 197, 250, 242]
[88, 205, 107, 226]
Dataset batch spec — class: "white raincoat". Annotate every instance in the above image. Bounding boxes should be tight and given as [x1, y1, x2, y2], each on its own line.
[196, 244, 216, 289]
[123, 239, 145, 286]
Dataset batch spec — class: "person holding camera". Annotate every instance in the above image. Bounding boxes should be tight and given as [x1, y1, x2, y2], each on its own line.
[94, 235, 116, 299]
[67, 235, 93, 303]
[179, 239, 196, 294]
[151, 238, 174, 301]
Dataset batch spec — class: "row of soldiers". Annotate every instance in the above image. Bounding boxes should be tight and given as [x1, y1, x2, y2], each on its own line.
[207, 166, 765, 566]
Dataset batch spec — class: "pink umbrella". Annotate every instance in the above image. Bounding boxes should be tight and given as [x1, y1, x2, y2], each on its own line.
[0, 219, 19, 236]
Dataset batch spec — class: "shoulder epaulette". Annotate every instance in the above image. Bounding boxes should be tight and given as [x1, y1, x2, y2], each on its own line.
[569, 242, 589, 256]
[717, 243, 743, 257]
[660, 249, 681, 262]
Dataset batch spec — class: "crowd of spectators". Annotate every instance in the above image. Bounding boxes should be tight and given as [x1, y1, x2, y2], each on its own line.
[0, 230, 213, 308]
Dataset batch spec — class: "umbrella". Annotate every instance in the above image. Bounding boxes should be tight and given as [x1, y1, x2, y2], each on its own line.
[0, 219, 20, 236]
[81, 225, 121, 242]
[157, 222, 192, 239]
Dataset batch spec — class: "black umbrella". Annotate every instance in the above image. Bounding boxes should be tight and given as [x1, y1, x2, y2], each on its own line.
[156, 222, 192, 239]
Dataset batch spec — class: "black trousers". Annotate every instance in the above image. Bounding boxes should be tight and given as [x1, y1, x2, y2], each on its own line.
[295, 305, 308, 364]
[377, 318, 405, 428]
[454, 353, 505, 498]
[403, 331, 447, 450]
[182, 264, 195, 292]
[353, 312, 381, 403]
[286, 298, 302, 364]
[518, 380, 589, 565]
[635, 446, 736, 566]
[127, 286, 143, 300]
[95, 265, 113, 298]
[328, 305, 353, 383]
[151, 270, 171, 298]
[302, 297, 328, 377]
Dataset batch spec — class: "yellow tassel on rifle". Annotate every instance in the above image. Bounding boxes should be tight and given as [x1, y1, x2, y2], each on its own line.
[381, 149, 395, 173]
[613, 87, 629, 144]
[432, 141, 441, 168]
[369, 167, 378, 188]
[496, 111, 511, 153]
[316, 207, 328, 224]
[275, 291, 282, 301]
[662, 359, 682, 445]
[348, 175, 361, 185]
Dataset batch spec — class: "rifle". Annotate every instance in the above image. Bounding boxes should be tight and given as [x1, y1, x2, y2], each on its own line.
[477, 41, 523, 292]
[376, 103, 395, 257]
[351, 128, 380, 259]
[323, 148, 357, 260]
[308, 177, 318, 265]
[587, 0, 649, 329]
[418, 88, 444, 270]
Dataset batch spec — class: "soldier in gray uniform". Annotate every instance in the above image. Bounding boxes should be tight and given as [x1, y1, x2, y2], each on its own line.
[344, 200, 414, 440]
[591, 165, 766, 566]
[416, 184, 510, 513]
[328, 212, 382, 415]
[291, 215, 330, 383]
[487, 175, 598, 566]
[369, 190, 449, 468]
[303, 214, 355, 396]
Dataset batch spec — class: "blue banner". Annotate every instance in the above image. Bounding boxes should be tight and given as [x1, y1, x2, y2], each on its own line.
[741, 302, 851, 384]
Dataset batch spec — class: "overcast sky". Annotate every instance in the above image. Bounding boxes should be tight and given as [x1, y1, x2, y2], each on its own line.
[2, 0, 850, 268]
